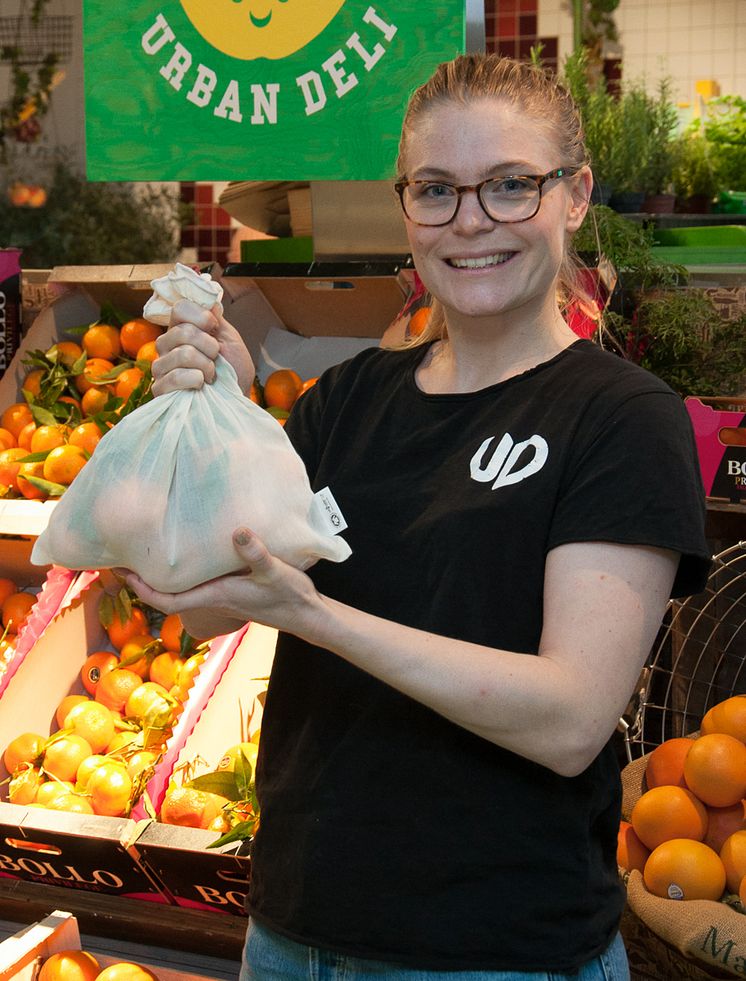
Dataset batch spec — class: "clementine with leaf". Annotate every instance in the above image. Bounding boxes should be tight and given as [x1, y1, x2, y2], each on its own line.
[43, 444, 87, 485]
[82, 323, 121, 360]
[1, 402, 33, 440]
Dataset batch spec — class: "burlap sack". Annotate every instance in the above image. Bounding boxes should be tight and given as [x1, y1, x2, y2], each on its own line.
[620, 755, 746, 979]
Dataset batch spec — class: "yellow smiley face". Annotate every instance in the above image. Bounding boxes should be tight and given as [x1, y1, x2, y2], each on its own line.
[179, 0, 347, 60]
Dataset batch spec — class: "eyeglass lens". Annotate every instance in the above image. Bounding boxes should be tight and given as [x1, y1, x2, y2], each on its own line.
[403, 177, 541, 225]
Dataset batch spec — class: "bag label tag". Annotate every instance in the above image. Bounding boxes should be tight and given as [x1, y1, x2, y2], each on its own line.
[311, 486, 348, 536]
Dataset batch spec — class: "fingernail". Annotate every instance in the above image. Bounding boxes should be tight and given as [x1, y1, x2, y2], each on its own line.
[234, 529, 251, 546]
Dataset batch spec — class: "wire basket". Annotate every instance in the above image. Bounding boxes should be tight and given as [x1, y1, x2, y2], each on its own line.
[622, 542, 746, 761]
[0, 15, 74, 64]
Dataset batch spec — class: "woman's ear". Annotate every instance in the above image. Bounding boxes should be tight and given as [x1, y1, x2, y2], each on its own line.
[565, 166, 593, 234]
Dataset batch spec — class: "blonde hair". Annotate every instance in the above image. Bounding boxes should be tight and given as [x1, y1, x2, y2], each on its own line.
[396, 53, 592, 346]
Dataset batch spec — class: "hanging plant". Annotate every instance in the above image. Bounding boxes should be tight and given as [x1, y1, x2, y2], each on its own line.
[0, 0, 63, 159]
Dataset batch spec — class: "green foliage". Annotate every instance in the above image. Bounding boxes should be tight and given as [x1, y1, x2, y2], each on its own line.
[629, 292, 746, 396]
[575, 204, 685, 291]
[0, 157, 183, 267]
[699, 96, 746, 191]
[672, 133, 720, 200]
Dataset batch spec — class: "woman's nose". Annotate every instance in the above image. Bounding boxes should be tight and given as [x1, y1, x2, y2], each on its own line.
[452, 189, 496, 232]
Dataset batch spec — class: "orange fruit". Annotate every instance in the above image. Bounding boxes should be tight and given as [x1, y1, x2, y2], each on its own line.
[263, 369, 302, 411]
[135, 340, 159, 364]
[298, 377, 319, 397]
[159, 787, 225, 829]
[704, 801, 746, 853]
[0, 427, 16, 450]
[95, 668, 143, 713]
[701, 696, 746, 745]
[16, 420, 37, 451]
[74, 357, 115, 395]
[149, 650, 181, 690]
[645, 737, 693, 789]
[0, 577, 17, 607]
[75, 753, 113, 791]
[106, 730, 143, 758]
[1, 402, 33, 440]
[82, 323, 121, 360]
[120, 317, 164, 358]
[38, 950, 100, 981]
[106, 605, 149, 651]
[43, 444, 87, 485]
[2, 590, 36, 633]
[35, 780, 74, 806]
[62, 700, 116, 754]
[118, 634, 156, 678]
[125, 681, 171, 721]
[174, 651, 204, 701]
[115, 366, 145, 401]
[68, 421, 103, 455]
[683, 733, 746, 808]
[56, 694, 91, 728]
[30, 424, 70, 455]
[17, 460, 47, 500]
[3, 732, 45, 773]
[95, 963, 160, 981]
[249, 380, 262, 405]
[159, 612, 185, 653]
[617, 819, 651, 874]
[740, 874, 746, 907]
[42, 733, 92, 782]
[47, 340, 84, 367]
[87, 760, 133, 816]
[81, 386, 110, 415]
[45, 792, 96, 814]
[721, 830, 746, 893]
[631, 785, 708, 851]
[81, 651, 119, 695]
[125, 750, 159, 780]
[8, 765, 44, 804]
[408, 305, 432, 337]
[0, 447, 27, 492]
[644, 838, 726, 901]
[21, 369, 44, 398]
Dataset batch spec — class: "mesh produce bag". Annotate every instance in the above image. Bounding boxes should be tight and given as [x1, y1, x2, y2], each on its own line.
[31, 266, 351, 591]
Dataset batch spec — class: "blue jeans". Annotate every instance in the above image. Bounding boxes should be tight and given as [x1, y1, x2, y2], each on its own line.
[239, 919, 630, 981]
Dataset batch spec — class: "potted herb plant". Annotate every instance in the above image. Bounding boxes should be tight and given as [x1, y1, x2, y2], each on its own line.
[672, 131, 720, 213]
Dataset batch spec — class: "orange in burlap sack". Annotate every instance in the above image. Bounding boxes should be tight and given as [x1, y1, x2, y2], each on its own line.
[621, 752, 746, 980]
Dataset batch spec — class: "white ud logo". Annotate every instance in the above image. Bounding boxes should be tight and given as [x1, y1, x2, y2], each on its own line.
[470, 433, 549, 490]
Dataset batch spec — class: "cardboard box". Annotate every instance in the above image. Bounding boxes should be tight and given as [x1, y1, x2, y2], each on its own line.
[0, 910, 226, 980]
[685, 397, 746, 503]
[0, 570, 257, 905]
[135, 622, 277, 916]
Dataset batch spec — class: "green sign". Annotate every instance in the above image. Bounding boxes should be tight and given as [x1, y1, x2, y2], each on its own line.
[83, 1, 465, 181]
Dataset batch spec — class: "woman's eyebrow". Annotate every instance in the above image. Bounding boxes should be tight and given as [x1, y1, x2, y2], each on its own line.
[409, 161, 540, 180]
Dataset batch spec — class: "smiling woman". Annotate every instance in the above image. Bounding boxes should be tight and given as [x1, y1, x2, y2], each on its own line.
[178, 0, 347, 60]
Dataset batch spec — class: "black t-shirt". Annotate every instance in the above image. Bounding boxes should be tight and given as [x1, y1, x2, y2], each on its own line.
[247, 339, 711, 971]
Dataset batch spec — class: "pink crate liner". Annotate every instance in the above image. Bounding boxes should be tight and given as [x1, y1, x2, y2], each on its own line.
[0, 567, 91, 699]
[131, 622, 251, 820]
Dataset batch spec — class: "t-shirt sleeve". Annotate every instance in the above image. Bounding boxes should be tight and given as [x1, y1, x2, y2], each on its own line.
[548, 389, 711, 598]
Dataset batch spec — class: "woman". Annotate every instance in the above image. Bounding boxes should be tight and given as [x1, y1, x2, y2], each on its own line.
[128, 55, 710, 979]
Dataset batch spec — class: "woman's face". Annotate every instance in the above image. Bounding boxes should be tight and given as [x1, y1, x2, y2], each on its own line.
[399, 98, 590, 328]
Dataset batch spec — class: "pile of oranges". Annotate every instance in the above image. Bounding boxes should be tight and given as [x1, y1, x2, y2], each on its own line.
[0, 575, 38, 675]
[618, 694, 746, 906]
[250, 368, 317, 425]
[38, 949, 160, 981]
[0, 314, 164, 502]
[1, 601, 208, 818]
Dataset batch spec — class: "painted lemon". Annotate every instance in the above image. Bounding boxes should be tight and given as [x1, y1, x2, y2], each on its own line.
[179, 0, 347, 61]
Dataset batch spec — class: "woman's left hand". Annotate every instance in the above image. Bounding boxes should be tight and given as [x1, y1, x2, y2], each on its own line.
[121, 528, 323, 640]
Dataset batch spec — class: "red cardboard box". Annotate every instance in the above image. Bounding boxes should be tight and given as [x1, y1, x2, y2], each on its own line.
[685, 397, 746, 503]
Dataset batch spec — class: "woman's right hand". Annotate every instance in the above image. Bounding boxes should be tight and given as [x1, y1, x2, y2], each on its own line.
[151, 298, 255, 397]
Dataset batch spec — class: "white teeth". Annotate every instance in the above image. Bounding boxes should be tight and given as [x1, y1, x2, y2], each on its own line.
[449, 252, 513, 269]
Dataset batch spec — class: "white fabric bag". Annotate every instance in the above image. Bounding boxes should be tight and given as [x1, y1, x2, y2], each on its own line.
[31, 266, 351, 591]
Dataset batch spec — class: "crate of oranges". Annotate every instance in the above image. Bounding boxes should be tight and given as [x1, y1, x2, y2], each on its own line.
[0, 570, 248, 903]
[618, 695, 746, 978]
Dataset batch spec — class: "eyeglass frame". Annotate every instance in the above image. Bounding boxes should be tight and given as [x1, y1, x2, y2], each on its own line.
[393, 167, 582, 227]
